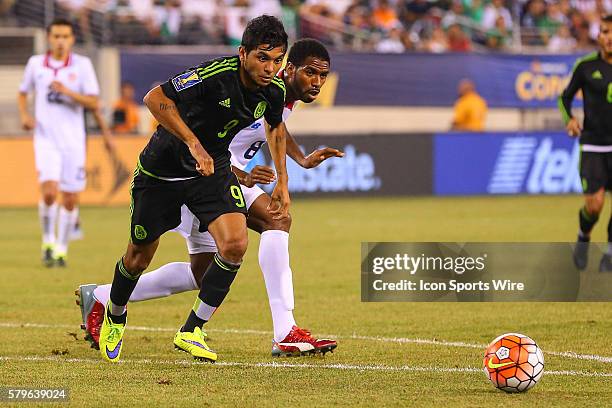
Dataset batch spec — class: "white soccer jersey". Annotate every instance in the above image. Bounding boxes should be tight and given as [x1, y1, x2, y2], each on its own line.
[229, 101, 296, 170]
[19, 52, 100, 150]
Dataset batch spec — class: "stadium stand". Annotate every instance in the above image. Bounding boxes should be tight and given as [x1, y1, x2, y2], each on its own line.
[0, 1, 609, 51]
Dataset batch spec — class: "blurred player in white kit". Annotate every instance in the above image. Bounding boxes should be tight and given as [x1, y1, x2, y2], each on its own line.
[17, 17, 112, 267]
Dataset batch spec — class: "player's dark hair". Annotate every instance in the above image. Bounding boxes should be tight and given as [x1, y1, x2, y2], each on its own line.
[287, 38, 330, 67]
[46, 17, 74, 34]
[241, 15, 288, 53]
[603, 14, 612, 23]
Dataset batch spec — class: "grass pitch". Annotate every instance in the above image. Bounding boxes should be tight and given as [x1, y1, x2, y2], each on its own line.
[1, 195, 611, 407]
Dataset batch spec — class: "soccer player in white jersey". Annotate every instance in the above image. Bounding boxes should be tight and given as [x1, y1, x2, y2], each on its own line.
[18, 18, 111, 267]
[77, 39, 344, 356]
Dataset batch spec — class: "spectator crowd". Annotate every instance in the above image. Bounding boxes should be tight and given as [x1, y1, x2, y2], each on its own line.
[1, 0, 611, 52]
[301, 0, 612, 53]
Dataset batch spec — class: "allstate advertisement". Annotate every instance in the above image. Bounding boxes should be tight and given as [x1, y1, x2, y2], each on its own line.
[246, 134, 433, 196]
[121, 51, 582, 108]
[434, 132, 581, 195]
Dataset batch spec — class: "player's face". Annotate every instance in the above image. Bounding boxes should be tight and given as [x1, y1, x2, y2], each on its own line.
[47, 25, 74, 57]
[286, 57, 330, 103]
[598, 21, 612, 56]
[240, 45, 286, 88]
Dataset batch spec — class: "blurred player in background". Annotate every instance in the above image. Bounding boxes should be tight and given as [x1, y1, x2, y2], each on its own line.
[17, 18, 113, 267]
[97, 15, 291, 363]
[559, 14, 612, 271]
[77, 38, 342, 357]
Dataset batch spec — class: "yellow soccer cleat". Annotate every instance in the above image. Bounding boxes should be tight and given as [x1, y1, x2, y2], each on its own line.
[99, 303, 126, 363]
[174, 327, 217, 362]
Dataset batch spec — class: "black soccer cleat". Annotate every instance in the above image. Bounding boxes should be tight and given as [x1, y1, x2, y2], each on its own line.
[42, 247, 54, 268]
[599, 254, 612, 272]
[55, 256, 67, 268]
[573, 237, 589, 270]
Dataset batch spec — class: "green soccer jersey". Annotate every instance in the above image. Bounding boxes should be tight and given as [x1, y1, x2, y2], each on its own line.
[139, 55, 286, 179]
[559, 52, 612, 146]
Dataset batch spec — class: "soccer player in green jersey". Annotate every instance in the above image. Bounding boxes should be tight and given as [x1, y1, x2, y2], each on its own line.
[99, 15, 290, 362]
[559, 15, 612, 271]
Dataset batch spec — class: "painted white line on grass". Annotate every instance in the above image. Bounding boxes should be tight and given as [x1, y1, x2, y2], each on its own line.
[1, 355, 611, 378]
[1, 322, 611, 364]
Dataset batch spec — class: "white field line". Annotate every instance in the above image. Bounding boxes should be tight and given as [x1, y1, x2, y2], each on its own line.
[1, 322, 611, 364]
[0, 355, 611, 377]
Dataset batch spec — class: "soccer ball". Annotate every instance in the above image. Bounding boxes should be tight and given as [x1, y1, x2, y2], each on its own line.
[483, 333, 544, 393]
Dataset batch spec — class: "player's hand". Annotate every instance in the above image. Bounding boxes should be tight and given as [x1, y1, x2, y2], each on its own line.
[20, 114, 35, 131]
[244, 165, 276, 187]
[268, 182, 290, 220]
[566, 118, 582, 138]
[49, 80, 69, 95]
[189, 142, 214, 176]
[302, 147, 344, 169]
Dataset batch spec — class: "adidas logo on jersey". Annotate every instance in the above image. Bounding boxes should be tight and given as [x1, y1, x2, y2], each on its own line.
[592, 70, 603, 79]
[219, 98, 231, 108]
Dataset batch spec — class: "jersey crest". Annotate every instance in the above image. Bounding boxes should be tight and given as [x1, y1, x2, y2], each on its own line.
[254, 101, 267, 119]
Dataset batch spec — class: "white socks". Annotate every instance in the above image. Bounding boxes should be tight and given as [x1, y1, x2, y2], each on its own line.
[55, 207, 78, 255]
[38, 201, 58, 247]
[259, 230, 296, 342]
[94, 262, 199, 305]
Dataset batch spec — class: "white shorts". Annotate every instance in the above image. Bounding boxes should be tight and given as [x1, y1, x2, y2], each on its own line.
[34, 137, 86, 192]
[173, 184, 266, 254]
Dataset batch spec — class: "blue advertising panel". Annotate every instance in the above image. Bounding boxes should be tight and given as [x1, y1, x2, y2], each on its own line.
[434, 132, 582, 195]
[244, 133, 433, 196]
[331, 52, 581, 108]
[121, 51, 583, 108]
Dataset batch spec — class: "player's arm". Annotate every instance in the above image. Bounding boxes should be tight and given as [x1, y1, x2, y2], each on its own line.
[17, 92, 35, 131]
[143, 85, 213, 175]
[559, 61, 584, 137]
[91, 108, 116, 152]
[232, 165, 275, 188]
[49, 80, 99, 110]
[265, 121, 290, 219]
[286, 128, 344, 168]
[17, 57, 35, 131]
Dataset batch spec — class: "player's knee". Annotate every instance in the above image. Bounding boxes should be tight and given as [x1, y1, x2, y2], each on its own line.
[262, 212, 292, 232]
[217, 235, 248, 262]
[62, 193, 78, 211]
[42, 192, 57, 206]
[42, 195, 55, 206]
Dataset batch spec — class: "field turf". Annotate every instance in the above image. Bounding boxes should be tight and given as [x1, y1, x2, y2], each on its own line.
[1, 195, 611, 407]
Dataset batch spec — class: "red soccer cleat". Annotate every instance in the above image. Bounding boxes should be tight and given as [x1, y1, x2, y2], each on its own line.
[271, 325, 337, 357]
[75, 284, 105, 349]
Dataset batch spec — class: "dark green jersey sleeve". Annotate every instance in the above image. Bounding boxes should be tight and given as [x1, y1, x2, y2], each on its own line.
[265, 77, 286, 128]
[559, 59, 585, 124]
